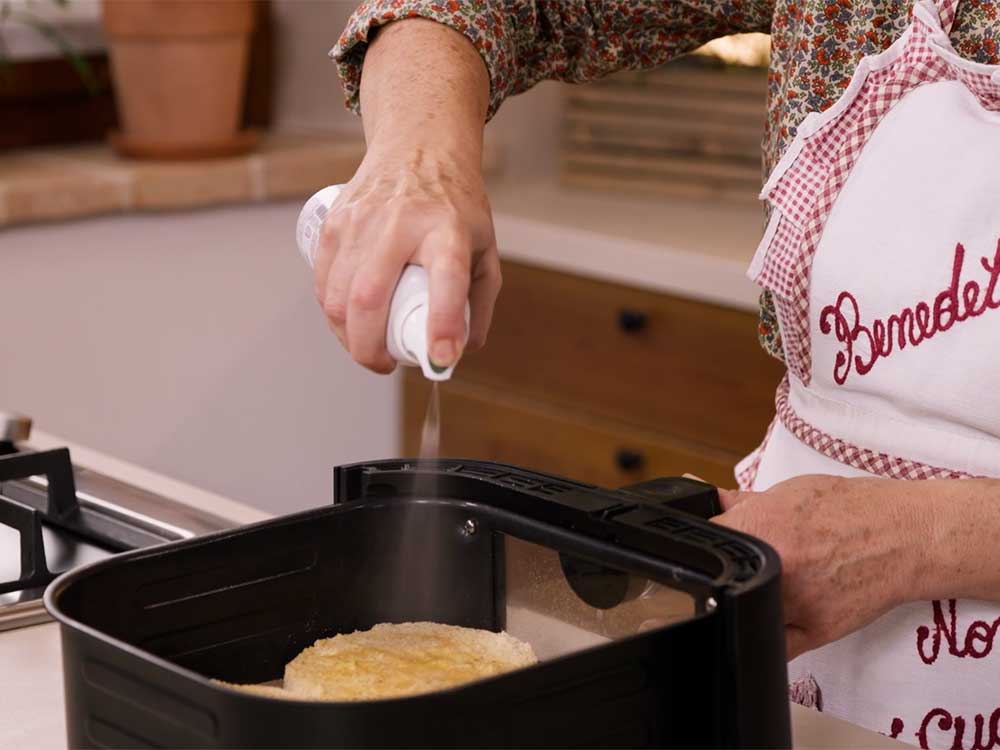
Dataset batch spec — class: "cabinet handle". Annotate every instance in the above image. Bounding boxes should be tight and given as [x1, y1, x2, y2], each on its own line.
[615, 449, 645, 472]
[617, 309, 649, 333]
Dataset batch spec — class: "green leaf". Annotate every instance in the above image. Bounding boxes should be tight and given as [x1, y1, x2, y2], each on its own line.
[10, 9, 99, 94]
[0, 5, 14, 71]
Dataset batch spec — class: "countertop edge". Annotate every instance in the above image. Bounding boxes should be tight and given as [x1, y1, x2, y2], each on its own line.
[27, 429, 268, 525]
[493, 210, 762, 312]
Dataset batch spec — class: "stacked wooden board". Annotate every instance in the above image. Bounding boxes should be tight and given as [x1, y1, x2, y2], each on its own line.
[561, 57, 768, 202]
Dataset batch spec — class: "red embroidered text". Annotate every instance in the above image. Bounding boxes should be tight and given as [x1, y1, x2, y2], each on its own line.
[917, 599, 1000, 664]
[819, 240, 1000, 384]
[916, 706, 1000, 749]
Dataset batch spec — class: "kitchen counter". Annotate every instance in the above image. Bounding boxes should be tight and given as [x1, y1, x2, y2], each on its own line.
[489, 175, 765, 311]
[0, 433, 904, 749]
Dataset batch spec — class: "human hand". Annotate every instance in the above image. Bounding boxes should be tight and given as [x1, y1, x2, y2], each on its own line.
[713, 475, 928, 659]
[313, 148, 500, 374]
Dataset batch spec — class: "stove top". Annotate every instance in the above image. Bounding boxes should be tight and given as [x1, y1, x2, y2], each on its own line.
[0, 413, 236, 630]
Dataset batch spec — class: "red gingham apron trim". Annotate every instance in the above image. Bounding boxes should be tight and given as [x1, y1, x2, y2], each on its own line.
[937, 0, 960, 32]
[773, 375, 978, 481]
[753, 0, 1000, 386]
[736, 417, 776, 490]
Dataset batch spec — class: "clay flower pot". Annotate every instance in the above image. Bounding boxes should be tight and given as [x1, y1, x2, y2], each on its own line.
[102, 0, 256, 159]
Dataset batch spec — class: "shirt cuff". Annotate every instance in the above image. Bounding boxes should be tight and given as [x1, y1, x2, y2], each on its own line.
[330, 1, 509, 120]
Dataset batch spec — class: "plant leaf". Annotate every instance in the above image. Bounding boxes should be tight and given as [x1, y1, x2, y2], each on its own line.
[11, 10, 99, 94]
[0, 5, 15, 74]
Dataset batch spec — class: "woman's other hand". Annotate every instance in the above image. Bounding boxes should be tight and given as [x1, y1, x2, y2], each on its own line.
[713, 475, 930, 659]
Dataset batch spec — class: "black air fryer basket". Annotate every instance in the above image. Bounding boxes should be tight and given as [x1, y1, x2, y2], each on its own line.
[46, 460, 790, 748]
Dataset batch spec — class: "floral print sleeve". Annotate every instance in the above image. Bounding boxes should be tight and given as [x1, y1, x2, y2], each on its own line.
[331, 0, 775, 120]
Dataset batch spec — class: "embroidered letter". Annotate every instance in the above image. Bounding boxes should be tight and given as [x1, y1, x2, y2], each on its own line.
[819, 241, 1000, 383]
[917, 600, 1000, 664]
[912, 706, 1000, 750]
[917, 707, 963, 750]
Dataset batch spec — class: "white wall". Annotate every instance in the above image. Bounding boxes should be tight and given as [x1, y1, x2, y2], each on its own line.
[0, 203, 398, 514]
[271, 0, 564, 179]
[271, 0, 363, 134]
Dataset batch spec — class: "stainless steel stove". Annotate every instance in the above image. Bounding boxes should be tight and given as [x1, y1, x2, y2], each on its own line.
[0, 412, 236, 631]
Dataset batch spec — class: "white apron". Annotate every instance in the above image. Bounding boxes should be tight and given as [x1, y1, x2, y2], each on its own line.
[735, 1, 1000, 746]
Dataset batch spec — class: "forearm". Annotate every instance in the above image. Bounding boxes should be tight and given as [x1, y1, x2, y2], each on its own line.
[311, 22, 499, 376]
[359, 19, 489, 169]
[908, 479, 1000, 602]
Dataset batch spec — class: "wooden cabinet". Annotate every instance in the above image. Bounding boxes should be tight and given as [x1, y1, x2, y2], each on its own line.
[402, 261, 785, 489]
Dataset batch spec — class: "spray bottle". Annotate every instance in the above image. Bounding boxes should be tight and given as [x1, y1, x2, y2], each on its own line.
[296, 185, 469, 381]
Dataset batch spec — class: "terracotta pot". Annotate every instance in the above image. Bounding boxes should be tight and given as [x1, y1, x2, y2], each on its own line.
[101, 0, 256, 159]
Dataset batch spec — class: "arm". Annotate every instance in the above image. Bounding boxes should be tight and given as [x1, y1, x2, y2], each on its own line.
[322, 1, 774, 373]
[315, 19, 495, 372]
[714, 476, 1000, 659]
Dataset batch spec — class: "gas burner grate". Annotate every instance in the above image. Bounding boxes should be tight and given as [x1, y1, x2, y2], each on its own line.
[0, 448, 79, 595]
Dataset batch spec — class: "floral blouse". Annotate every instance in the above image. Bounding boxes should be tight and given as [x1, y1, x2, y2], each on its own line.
[332, 1, 1000, 361]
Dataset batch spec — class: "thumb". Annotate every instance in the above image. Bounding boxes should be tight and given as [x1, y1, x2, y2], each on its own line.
[679, 474, 748, 514]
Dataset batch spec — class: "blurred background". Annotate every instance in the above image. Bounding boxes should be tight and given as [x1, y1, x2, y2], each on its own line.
[0, 0, 782, 515]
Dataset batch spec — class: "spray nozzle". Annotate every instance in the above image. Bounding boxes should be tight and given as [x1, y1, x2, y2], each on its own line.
[399, 305, 458, 381]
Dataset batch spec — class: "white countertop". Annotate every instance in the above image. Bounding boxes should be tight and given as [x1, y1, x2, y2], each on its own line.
[0, 433, 903, 749]
[489, 176, 765, 311]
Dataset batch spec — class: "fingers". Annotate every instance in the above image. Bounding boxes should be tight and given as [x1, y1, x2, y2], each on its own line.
[316, 205, 410, 373]
[419, 228, 473, 368]
[314, 214, 348, 346]
[344, 223, 413, 374]
[343, 265, 401, 374]
[681, 473, 707, 482]
[321, 238, 359, 350]
[467, 246, 502, 350]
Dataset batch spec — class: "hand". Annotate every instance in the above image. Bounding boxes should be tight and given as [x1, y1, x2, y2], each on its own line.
[713, 475, 928, 659]
[314, 17, 497, 374]
[314, 150, 500, 374]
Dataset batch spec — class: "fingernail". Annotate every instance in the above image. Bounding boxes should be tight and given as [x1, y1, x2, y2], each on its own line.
[430, 339, 457, 368]
[682, 473, 707, 482]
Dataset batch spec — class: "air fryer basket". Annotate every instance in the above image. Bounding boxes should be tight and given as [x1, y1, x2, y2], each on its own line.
[46, 460, 790, 748]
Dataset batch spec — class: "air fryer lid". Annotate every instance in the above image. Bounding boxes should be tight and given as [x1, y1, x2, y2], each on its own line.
[45, 460, 790, 749]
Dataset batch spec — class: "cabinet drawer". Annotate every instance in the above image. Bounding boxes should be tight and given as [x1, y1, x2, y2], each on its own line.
[403, 372, 742, 490]
[457, 262, 783, 455]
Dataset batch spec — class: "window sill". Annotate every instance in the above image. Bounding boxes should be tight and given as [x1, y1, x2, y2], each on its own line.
[0, 133, 367, 228]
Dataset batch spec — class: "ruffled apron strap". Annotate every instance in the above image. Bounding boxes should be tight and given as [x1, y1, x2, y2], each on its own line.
[935, 0, 960, 35]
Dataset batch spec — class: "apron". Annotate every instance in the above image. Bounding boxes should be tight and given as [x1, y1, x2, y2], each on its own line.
[735, 1, 1000, 746]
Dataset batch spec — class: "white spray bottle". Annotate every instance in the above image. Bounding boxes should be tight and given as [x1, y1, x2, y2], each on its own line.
[296, 185, 469, 381]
